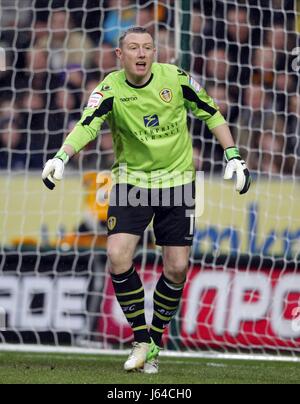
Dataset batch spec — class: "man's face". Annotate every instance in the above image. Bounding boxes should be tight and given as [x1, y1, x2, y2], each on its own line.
[207, 50, 228, 81]
[116, 33, 156, 81]
[228, 10, 249, 43]
[51, 11, 68, 39]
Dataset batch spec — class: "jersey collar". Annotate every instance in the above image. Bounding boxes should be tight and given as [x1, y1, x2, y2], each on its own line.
[125, 73, 154, 89]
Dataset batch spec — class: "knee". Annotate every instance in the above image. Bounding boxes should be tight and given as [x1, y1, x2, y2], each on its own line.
[164, 256, 188, 284]
[107, 243, 132, 273]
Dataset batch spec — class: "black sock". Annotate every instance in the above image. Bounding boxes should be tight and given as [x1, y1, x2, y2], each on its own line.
[150, 273, 185, 347]
[111, 266, 151, 343]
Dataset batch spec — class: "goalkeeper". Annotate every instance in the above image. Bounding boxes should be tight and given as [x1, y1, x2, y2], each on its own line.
[42, 27, 251, 374]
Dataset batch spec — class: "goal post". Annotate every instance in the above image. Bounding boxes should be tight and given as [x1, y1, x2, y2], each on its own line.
[0, 0, 300, 361]
[179, 0, 191, 71]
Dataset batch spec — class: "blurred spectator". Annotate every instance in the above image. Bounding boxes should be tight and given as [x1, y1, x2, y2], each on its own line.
[233, 85, 273, 159]
[252, 47, 276, 88]
[227, 5, 250, 45]
[251, 116, 296, 176]
[59, 65, 86, 110]
[33, 0, 103, 45]
[261, 123, 296, 175]
[204, 5, 256, 92]
[32, 19, 49, 43]
[205, 47, 229, 85]
[65, 0, 102, 45]
[52, 87, 81, 123]
[263, 0, 295, 28]
[265, 24, 286, 51]
[63, 65, 85, 90]
[0, 0, 32, 28]
[36, 9, 95, 71]
[227, 6, 257, 100]
[17, 91, 46, 169]
[103, 0, 136, 47]
[52, 87, 80, 119]
[92, 44, 118, 75]
[15, 44, 62, 96]
[264, 22, 297, 72]
[257, 130, 285, 175]
[0, 94, 14, 121]
[191, 7, 204, 74]
[0, 118, 25, 170]
[156, 0, 175, 27]
[288, 94, 300, 134]
[157, 28, 176, 64]
[137, 5, 155, 37]
[275, 72, 298, 113]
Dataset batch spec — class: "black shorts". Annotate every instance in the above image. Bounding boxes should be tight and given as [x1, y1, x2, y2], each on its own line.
[107, 182, 196, 246]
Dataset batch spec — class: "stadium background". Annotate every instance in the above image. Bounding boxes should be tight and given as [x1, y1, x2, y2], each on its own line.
[0, 0, 300, 361]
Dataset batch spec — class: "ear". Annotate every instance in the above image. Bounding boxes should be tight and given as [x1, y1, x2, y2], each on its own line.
[115, 48, 122, 60]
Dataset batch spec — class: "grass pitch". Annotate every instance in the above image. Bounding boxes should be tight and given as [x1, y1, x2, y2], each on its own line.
[0, 351, 299, 384]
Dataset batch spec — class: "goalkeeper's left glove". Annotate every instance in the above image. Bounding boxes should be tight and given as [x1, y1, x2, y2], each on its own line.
[224, 146, 252, 195]
[42, 150, 69, 190]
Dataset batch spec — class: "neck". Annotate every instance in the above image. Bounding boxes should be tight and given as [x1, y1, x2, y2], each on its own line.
[125, 70, 152, 87]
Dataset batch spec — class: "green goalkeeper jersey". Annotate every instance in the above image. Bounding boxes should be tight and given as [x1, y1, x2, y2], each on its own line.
[63, 63, 226, 188]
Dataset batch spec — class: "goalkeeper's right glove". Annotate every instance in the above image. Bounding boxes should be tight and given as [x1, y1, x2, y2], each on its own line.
[42, 150, 69, 190]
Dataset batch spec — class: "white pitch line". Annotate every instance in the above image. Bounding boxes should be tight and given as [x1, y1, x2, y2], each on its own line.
[0, 344, 300, 363]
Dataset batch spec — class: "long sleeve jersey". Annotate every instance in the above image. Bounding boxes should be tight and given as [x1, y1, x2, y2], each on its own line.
[63, 63, 226, 188]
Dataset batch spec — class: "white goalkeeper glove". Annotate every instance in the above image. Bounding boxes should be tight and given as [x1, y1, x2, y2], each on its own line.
[42, 150, 69, 190]
[224, 147, 252, 195]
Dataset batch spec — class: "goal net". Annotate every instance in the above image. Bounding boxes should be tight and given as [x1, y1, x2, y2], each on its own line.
[0, 0, 300, 360]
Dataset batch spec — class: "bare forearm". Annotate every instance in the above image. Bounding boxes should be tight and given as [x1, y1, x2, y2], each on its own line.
[211, 124, 235, 150]
[62, 144, 76, 159]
